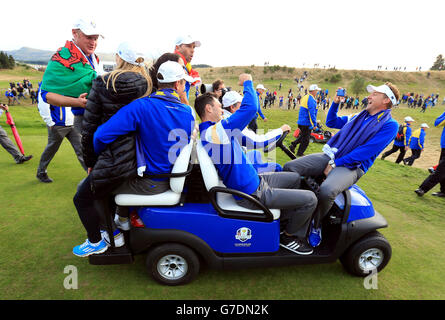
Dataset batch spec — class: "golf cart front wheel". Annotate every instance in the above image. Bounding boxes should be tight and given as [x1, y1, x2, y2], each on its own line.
[340, 231, 392, 277]
[146, 243, 200, 286]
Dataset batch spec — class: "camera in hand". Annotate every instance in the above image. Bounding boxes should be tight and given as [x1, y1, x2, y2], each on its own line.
[337, 88, 346, 97]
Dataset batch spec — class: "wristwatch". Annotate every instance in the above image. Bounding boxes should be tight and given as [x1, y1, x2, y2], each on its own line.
[329, 160, 336, 168]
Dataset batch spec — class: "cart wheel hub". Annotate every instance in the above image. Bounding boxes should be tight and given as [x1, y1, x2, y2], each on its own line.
[157, 255, 188, 280]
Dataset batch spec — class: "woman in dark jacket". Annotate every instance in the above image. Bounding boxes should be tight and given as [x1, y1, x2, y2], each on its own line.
[72, 42, 152, 257]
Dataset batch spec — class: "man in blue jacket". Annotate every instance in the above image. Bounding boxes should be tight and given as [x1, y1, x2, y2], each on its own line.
[381, 116, 415, 163]
[289, 84, 321, 156]
[415, 111, 445, 197]
[195, 74, 317, 255]
[72, 61, 195, 257]
[284, 83, 399, 236]
[403, 123, 429, 166]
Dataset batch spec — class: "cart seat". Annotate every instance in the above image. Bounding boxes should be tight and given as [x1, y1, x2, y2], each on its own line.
[115, 139, 194, 206]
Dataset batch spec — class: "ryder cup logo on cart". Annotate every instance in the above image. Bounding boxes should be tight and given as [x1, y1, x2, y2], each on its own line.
[235, 227, 252, 242]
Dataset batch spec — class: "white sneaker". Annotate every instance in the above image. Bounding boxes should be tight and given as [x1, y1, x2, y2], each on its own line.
[114, 215, 130, 231]
[101, 229, 125, 247]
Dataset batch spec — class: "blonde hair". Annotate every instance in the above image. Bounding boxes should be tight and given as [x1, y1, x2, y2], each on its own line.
[105, 55, 153, 97]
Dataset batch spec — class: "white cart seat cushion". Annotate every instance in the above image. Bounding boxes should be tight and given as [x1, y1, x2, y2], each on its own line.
[114, 140, 194, 206]
[115, 190, 181, 206]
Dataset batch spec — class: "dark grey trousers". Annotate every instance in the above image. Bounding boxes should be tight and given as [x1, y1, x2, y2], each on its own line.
[237, 171, 317, 239]
[283, 153, 364, 228]
[0, 125, 23, 161]
[37, 125, 87, 174]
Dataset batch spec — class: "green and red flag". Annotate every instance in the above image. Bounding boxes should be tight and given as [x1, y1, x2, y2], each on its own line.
[41, 41, 99, 97]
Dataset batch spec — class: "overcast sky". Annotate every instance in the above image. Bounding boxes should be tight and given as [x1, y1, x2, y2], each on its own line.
[1, 0, 443, 71]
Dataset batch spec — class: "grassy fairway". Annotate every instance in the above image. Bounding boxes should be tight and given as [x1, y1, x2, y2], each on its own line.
[0, 66, 444, 299]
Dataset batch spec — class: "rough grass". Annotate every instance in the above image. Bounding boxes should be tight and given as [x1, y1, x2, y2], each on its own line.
[1, 66, 445, 300]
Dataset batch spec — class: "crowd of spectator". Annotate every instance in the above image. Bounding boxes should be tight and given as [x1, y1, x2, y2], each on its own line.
[3, 79, 37, 105]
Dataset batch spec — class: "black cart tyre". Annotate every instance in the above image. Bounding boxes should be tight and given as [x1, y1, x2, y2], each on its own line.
[147, 243, 200, 286]
[340, 231, 392, 277]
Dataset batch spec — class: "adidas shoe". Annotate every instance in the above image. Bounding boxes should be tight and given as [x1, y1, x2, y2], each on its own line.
[280, 234, 313, 255]
[114, 215, 130, 231]
[73, 239, 108, 257]
[101, 229, 125, 247]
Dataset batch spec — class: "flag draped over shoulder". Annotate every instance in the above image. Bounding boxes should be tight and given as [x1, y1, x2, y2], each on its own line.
[41, 41, 98, 97]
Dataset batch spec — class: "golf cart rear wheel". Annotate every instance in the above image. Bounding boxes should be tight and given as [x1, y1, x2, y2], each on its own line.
[340, 231, 391, 277]
[146, 243, 200, 286]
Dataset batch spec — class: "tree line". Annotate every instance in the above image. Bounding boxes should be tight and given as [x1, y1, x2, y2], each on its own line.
[0, 51, 15, 69]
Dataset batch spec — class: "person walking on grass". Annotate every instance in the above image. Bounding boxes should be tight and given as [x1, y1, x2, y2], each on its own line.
[289, 84, 321, 156]
[381, 116, 415, 164]
[36, 18, 103, 183]
[0, 104, 33, 164]
[415, 111, 445, 198]
[403, 123, 429, 166]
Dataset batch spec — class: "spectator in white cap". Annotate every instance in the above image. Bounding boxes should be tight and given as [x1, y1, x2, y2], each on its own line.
[284, 82, 400, 246]
[174, 35, 202, 99]
[382, 116, 415, 163]
[289, 84, 321, 156]
[247, 84, 268, 133]
[36, 18, 103, 183]
[403, 123, 429, 166]
[72, 59, 195, 257]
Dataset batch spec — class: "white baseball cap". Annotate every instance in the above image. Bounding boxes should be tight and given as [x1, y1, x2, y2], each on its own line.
[404, 116, 415, 122]
[73, 18, 104, 38]
[309, 84, 321, 91]
[222, 91, 243, 108]
[175, 35, 201, 47]
[116, 42, 145, 66]
[157, 61, 194, 83]
[420, 123, 429, 128]
[367, 84, 397, 106]
[256, 84, 266, 90]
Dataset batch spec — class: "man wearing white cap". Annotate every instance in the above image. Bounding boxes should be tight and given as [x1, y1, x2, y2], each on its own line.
[382, 116, 415, 163]
[222, 91, 288, 173]
[403, 123, 429, 166]
[174, 35, 202, 99]
[36, 18, 103, 182]
[247, 84, 268, 133]
[289, 84, 321, 156]
[284, 82, 400, 242]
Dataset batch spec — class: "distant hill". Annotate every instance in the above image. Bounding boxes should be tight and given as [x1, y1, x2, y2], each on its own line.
[5, 47, 116, 65]
[6, 47, 53, 64]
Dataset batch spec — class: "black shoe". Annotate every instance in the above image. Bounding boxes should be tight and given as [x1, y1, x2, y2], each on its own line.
[280, 234, 313, 255]
[36, 172, 53, 183]
[289, 144, 296, 153]
[414, 189, 425, 197]
[432, 192, 445, 198]
[16, 155, 33, 164]
[402, 159, 408, 165]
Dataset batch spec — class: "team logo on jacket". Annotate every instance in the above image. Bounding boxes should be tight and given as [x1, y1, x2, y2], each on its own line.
[235, 227, 252, 242]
